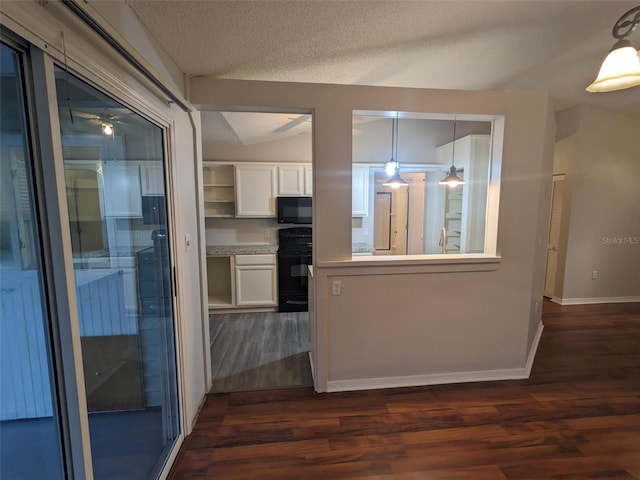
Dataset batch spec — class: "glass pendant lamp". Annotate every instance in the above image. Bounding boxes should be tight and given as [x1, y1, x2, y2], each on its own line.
[586, 6, 640, 93]
[383, 113, 408, 189]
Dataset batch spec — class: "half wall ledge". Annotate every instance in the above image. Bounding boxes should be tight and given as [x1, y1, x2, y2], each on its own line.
[316, 254, 501, 274]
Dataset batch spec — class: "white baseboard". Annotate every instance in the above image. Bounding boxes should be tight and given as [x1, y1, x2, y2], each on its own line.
[327, 321, 545, 393]
[554, 296, 640, 305]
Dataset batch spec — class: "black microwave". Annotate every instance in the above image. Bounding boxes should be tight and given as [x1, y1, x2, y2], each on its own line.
[142, 195, 166, 225]
[277, 196, 312, 224]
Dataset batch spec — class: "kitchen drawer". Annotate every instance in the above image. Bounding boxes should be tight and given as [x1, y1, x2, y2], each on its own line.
[234, 254, 275, 266]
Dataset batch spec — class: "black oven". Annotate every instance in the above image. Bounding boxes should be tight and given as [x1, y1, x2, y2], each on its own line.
[277, 196, 312, 224]
[278, 227, 312, 312]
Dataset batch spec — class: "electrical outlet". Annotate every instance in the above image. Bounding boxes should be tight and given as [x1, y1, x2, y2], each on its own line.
[264, 228, 270, 238]
[592, 270, 598, 280]
[331, 280, 342, 296]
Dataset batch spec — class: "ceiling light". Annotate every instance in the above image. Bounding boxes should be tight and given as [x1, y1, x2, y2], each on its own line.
[439, 119, 465, 188]
[440, 165, 465, 188]
[384, 159, 398, 176]
[586, 6, 640, 93]
[102, 123, 113, 135]
[383, 113, 408, 188]
[384, 166, 409, 189]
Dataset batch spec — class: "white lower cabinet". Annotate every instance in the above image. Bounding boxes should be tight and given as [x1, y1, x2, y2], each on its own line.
[235, 254, 277, 307]
[207, 253, 277, 309]
[207, 256, 234, 308]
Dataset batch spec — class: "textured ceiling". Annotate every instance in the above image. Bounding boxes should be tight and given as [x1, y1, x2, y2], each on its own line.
[125, 0, 640, 145]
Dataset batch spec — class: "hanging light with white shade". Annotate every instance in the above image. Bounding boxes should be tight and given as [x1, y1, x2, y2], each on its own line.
[586, 6, 640, 93]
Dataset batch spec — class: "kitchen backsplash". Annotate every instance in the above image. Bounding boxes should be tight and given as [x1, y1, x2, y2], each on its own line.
[205, 218, 280, 245]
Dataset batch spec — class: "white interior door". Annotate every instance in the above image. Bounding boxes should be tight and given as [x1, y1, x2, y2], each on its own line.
[391, 186, 408, 255]
[544, 175, 565, 298]
[406, 173, 425, 255]
[374, 192, 392, 251]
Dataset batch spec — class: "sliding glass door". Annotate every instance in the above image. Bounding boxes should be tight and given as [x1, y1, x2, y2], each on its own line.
[54, 69, 180, 479]
[1, 31, 181, 479]
[0, 41, 65, 480]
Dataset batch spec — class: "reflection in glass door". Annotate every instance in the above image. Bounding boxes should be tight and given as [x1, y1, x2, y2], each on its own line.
[55, 68, 180, 479]
[0, 42, 65, 480]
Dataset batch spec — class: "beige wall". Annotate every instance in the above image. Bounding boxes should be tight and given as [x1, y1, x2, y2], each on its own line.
[201, 114, 490, 165]
[90, 0, 185, 95]
[527, 98, 556, 350]
[202, 112, 313, 162]
[191, 80, 553, 391]
[555, 106, 640, 302]
[170, 109, 209, 427]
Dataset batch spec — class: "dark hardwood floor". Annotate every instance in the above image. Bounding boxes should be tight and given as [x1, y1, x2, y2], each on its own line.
[172, 301, 640, 479]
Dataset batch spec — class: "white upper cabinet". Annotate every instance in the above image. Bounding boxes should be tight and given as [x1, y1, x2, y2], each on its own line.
[202, 163, 235, 218]
[203, 162, 312, 218]
[140, 163, 164, 195]
[235, 164, 277, 217]
[352, 165, 369, 217]
[304, 165, 313, 195]
[277, 165, 305, 196]
[102, 161, 142, 217]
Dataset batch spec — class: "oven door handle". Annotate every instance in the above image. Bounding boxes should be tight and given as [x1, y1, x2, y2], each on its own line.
[285, 300, 308, 305]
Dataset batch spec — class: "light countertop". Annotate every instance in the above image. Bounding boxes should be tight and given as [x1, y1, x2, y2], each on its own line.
[207, 244, 278, 256]
[352, 242, 375, 254]
[208, 243, 374, 255]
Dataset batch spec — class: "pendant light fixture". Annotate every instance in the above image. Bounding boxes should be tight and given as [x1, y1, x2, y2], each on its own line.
[383, 112, 408, 189]
[586, 6, 640, 93]
[439, 119, 465, 188]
